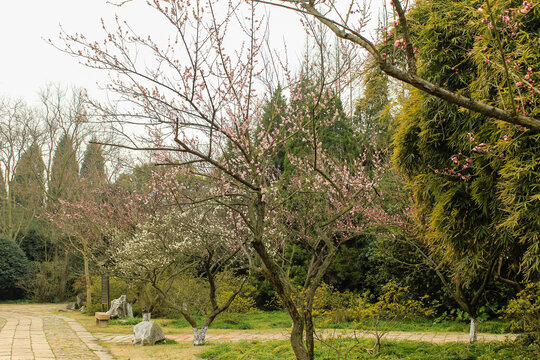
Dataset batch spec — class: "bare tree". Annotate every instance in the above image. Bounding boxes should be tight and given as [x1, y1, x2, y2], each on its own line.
[0, 98, 43, 243]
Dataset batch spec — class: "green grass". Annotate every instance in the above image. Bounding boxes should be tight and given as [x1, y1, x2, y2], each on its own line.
[318, 317, 511, 334]
[163, 311, 292, 330]
[198, 339, 539, 360]
[0, 299, 35, 304]
[160, 310, 510, 334]
[109, 317, 144, 326]
[156, 339, 179, 346]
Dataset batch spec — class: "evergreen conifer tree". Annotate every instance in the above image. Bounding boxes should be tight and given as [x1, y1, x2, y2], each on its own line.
[354, 67, 393, 147]
[80, 141, 106, 187]
[0, 171, 6, 220]
[6, 143, 46, 242]
[49, 134, 79, 201]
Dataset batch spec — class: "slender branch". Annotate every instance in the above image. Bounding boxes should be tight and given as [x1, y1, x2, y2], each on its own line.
[392, 0, 417, 74]
[253, 0, 540, 131]
[485, 0, 517, 115]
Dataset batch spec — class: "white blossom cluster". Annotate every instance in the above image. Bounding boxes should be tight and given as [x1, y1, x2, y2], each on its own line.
[106, 208, 236, 278]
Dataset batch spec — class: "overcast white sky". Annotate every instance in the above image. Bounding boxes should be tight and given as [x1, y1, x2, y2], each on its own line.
[0, 1, 386, 107]
[0, 0, 311, 106]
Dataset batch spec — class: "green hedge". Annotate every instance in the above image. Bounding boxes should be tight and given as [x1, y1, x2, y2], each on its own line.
[0, 235, 29, 299]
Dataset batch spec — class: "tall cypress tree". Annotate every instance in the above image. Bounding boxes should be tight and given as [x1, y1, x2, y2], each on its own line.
[0, 170, 6, 212]
[354, 67, 393, 147]
[284, 79, 360, 179]
[260, 87, 289, 173]
[274, 79, 362, 288]
[11, 143, 46, 208]
[0, 170, 7, 236]
[47, 134, 80, 303]
[7, 143, 46, 242]
[49, 134, 79, 202]
[80, 141, 106, 187]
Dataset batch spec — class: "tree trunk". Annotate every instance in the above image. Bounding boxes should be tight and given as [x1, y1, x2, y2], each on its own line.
[290, 320, 310, 360]
[59, 249, 70, 301]
[469, 317, 478, 343]
[192, 327, 208, 346]
[83, 252, 92, 307]
[248, 199, 311, 360]
[375, 335, 382, 353]
[305, 310, 315, 360]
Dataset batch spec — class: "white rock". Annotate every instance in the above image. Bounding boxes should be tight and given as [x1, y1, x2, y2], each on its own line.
[132, 321, 166, 346]
[107, 295, 130, 318]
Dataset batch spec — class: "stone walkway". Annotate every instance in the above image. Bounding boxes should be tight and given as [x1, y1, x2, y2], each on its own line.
[95, 328, 517, 344]
[0, 304, 114, 360]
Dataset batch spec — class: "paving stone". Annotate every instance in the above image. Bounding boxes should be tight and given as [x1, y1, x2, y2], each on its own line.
[0, 304, 116, 360]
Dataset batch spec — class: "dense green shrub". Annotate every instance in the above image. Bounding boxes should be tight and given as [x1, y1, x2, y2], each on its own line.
[217, 274, 257, 314]
[18, 229, 57, 262]
[20, 260, 69, 302]
[504, 282, 540, 343]
[0, 235, 29, 300]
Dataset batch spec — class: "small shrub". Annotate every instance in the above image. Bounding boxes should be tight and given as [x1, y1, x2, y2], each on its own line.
[0, 235, 29, 300]
[216, 274, 257, 313]
[220, 313, 241, 325]
[109, 317, 142, 326]
[351, 281, 436, 352]
[305, 282, 355, 321]
[503, 282, 540, 342]
[20, 260, 69, 303]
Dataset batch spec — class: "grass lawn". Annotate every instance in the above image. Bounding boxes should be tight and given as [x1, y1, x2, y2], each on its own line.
[198, 339, 539, 360]
[103, 339, 205, 360]
[163, 311, 292, 330]
[62, 309, 528, 360]
[320, 317, 511, 334]
[63, 309, 511, 337]
[161, 310, 510, 334]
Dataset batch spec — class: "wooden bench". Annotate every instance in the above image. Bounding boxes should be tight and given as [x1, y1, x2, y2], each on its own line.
[95, 312, 110, 328]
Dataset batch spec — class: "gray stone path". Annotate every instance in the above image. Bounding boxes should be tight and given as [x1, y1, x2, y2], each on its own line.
[0, 304, 114, 360]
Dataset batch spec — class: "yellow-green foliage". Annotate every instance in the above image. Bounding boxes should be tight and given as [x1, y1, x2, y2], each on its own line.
[216, 275, 257, 314]
[351, 282, 436, 325]
[75, 272, 257, 317]
[350, 282, 437, 351]
[393, 0, 540, 281]
[73, 276, 145, 314]
[504, 282, 540, 336]
[165, 271, 257, 315]
[311, 283, 356, 323]
[311, 282, 437, 327]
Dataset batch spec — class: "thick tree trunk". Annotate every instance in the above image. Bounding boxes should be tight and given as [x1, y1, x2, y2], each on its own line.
[192, 327, 208, 346]
[469, 317, 478, 343]
[305, 310, 315, 360]
[83, 252, 92, 307]
[290, 321, 310, 360]
[249, 198, 312, 360]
